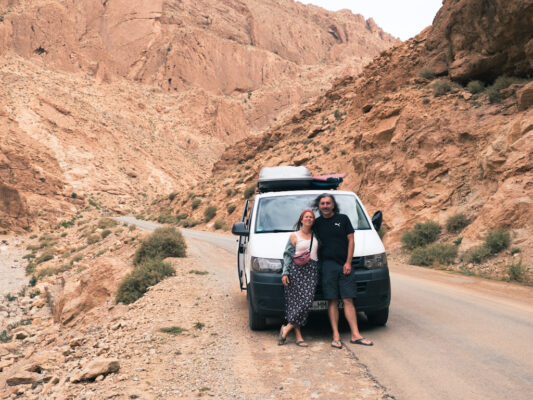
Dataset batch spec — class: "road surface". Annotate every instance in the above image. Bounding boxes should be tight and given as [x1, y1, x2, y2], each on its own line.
[116, 217, 533, 400]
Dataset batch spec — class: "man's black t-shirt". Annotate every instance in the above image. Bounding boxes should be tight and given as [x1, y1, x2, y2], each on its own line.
[313, 213, 354, 264]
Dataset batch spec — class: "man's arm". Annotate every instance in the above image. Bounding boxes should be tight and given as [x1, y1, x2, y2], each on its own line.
[343, 232, 354, 275]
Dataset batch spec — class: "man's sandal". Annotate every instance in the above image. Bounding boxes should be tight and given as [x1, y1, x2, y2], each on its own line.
[331, 339, 342, 349]
[350, 337, 373, 346]
[296, 340, 308, 347]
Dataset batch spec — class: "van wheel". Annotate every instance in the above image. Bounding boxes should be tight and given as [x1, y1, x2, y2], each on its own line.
[366, 307, 389, 326]
[248, 294, 267, 330]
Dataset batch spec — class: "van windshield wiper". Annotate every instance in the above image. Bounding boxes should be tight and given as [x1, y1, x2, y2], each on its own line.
[258, 229, 294, 233]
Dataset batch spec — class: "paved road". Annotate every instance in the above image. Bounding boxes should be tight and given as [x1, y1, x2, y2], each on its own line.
[116, 217, 533, 400]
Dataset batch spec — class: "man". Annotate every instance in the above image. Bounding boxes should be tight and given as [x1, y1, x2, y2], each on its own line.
[313, 194, 373, 349]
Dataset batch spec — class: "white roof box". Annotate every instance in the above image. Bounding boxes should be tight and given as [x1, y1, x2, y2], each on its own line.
[258, 166, 312, 192]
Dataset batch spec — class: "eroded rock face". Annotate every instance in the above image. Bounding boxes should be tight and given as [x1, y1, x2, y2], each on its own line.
[0, 0, 396, 231]
[426, 0, 533, 82]
[53, 258, 131, 326]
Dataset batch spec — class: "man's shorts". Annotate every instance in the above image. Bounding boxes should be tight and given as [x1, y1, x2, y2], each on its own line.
[321, 259, 358, 300]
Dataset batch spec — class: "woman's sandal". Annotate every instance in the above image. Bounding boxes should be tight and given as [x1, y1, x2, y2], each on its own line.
[278, 325, 287, 345]
[296, 340, 308, 347]
[331, 339, 342, 349]
[350, 337, 374, 346]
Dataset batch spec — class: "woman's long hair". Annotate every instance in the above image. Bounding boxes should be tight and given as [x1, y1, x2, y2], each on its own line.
[293, 209, 315, 230]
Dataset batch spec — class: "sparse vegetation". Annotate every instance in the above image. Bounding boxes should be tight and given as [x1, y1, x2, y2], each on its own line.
[87, 234, 100, 244]
[401, 221, 442, 250]
[0, 330, 12, 343]
[508, 260, 527, 282]
[418, 68, 435, 80]
[487, 86, 501, 103]
[194, 322, 205, 330]
[189, 270, 209, 275]
[133, 226, 187, 265]
[29, 276, 37, 287]
[410, 244, 458, 266]
[446, 213, 470, 233]
[159, 326, 185, 335]
[466, 80, 485, 94]
[462, 230, 511, 264]
[36, 252, 54, 265]
[433, 79, 451, 97]
[101, 229, 112, 239]
[5, 293, 16, 301]
[98, 218, 118, 229]
[213, 219, 228, 230]
[244, 183, 256, 199]
[484, 230, 510, 254]
[115, 258, 175, 304]
[204, 206, 217, 222]
[191, 198, 201, 210]
[227, 204, 236, 214]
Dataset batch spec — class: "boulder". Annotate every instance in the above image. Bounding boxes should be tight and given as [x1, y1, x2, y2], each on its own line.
[53, 257, 130, 326]
[517, 81, 533, 110]
[71, 358, 120, 382]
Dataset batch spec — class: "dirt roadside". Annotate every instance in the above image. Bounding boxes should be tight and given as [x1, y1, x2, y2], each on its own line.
[0, 236, 27, 298]
[1, 234, 391, 399]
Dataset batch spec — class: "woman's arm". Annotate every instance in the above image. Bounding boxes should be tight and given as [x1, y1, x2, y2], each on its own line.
[282, 234, 296, 276]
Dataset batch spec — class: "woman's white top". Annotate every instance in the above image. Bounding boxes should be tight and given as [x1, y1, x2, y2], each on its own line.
[294, 231, 318, 261]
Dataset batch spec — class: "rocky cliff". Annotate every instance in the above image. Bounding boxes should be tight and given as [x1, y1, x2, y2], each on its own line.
[168, 0, 533, 273]
[0, 0, 396, 232]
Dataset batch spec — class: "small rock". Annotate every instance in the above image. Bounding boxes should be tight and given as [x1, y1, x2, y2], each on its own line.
[14, 330, 29, 340]
[6, 371, 40, 386]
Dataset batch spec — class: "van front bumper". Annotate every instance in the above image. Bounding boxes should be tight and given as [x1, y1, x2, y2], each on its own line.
[249, 267, 391, 317]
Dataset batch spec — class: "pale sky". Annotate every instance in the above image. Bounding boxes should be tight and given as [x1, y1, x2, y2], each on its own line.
[298, 0, 443, 41]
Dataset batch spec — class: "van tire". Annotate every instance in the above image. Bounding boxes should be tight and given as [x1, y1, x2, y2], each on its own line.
[366, 307, 389, 326]
[248, 293, 267, 330]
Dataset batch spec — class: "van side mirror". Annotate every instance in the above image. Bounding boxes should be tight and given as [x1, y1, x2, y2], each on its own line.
[371, 211, 382, 232]
[232, 222, 249, 236]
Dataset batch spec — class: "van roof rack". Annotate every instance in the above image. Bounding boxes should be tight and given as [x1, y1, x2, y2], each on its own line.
[257, 166, 344, 193]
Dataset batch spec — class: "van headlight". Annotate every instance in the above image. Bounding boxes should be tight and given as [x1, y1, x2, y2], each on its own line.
[364, 253, 388, 269]
[251, 257, 283, 273]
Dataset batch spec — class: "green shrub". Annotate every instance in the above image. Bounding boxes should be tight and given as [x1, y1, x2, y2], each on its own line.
[410, 244, 458, 266]
[492, 75, 518, 91]
[159, 326, 184, 335]
[29, 290, 40, 299]
[446, 214, 470, 233]
[433, 79, 451, 97]
[401, 221, 442, 250]
[227, 204, 236, 214]
[179, 219, 200, 228]
[213, 219, 228, 230]
[5, 293, 16, 301]
[463, 245, 491, 264]
[484, 230, 510, 254]
[466, 80, 485, 94]
[115, 259, 175, 304]
[0, 330, 12, 343]
[22, 253, 35, 260]
[511, 247, 521, 255]
[487, 86, 501, 103]
[133, 226, 187, 265]
[98, 218, 118, 229]
[29, 276, 37, 287]
[168, 192, 178, 201]
[101, 229, 112, 239]
[418, 68, 435, 80]
[204, 206, 217, 222]
[25, 262, 36, 275]
[87, 234, 100, 244]
[244, 184, 256, 199]
[508, 260, 527, 282]
[36, 252, 53, 265]
[225, 189, 234, 196]
[157, 212, 177, 224]
[453, 237, 463, 246]
[192, 199, 201, 210]
[189, 270, 209, 275]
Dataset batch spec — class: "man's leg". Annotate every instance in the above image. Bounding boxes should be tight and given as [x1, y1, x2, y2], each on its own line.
[328, 299, 340, 340]
[342, 298, 362, 340]
[343, 298, 373, 345]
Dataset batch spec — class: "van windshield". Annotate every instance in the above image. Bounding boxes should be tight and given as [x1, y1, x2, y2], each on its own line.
[254, 194, 371, 233]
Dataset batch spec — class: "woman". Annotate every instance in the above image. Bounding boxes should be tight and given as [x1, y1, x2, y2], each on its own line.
[278, 209, 319, 347]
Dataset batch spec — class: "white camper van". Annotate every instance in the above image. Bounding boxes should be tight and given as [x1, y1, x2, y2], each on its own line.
[232, 166, 391, 330]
